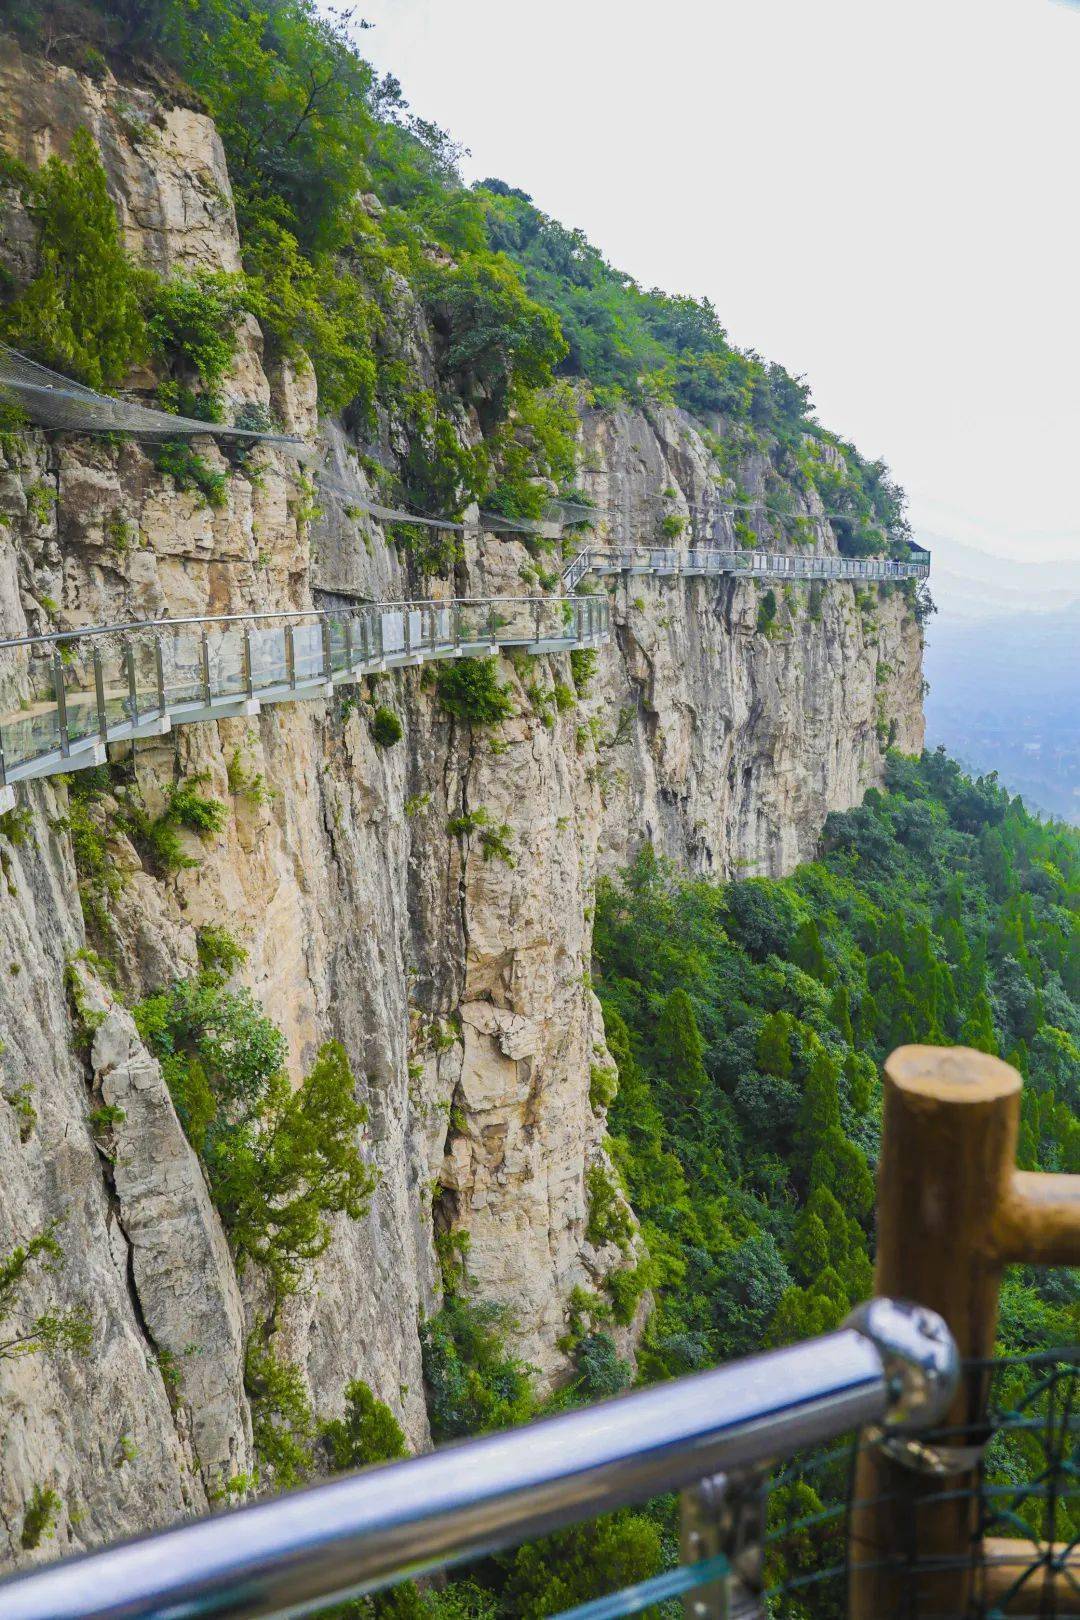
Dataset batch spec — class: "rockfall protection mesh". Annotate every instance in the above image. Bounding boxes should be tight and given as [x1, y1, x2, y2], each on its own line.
[0, 343, 306, 447]
[313, 466, 467, 531]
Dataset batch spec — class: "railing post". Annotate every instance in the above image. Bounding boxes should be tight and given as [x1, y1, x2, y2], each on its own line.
[93, 648, 108, 742]
[242, 628, 254, 699]
[849, 1046, 1080, 1620]
[154, 638, 165, 717]
[53, 648, 70, 757]
[124, 643, 139, 726]
[201, 634, 212, 706]
[285, 624, 297, 689]
[320, 616, 333, 680]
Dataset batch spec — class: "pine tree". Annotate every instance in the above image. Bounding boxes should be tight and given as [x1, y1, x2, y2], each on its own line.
[654, 989, 706, 1102]
[755, 1011, 793, 1079]
[828, 984, 854, 1045]
[843, 1050, 875, 1115]
[960, 992, 999, 1056]
[792, 918, 832, 983]
[321, 1380, 409, 1472]
[811, 1128, 875, 1218]
[796, 1043, 841, 1166]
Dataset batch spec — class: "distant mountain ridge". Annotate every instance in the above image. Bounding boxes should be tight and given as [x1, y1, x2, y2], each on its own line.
[923, 562, 1080, 822]
[919, 529, 1080, 623]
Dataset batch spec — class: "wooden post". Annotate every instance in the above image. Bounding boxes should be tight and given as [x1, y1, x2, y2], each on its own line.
[849, 1045, 1080, 1620]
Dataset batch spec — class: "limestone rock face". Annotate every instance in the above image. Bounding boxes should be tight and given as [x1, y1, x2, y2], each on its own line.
[78, 967, 252, 1492]
[0, 801, 198, 1564]
[0, 43, 924, 1567]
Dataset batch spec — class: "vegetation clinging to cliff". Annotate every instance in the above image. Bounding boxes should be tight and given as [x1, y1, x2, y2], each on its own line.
[3, 0, 910, 551]
[134, 973, 377, 1302]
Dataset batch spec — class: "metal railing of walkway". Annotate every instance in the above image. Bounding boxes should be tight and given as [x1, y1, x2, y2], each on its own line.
[565, 546, 931, 584]
[0, 595, 609, 806]
[0, 529, 934, 809]
[0, 1297, 958, 1620]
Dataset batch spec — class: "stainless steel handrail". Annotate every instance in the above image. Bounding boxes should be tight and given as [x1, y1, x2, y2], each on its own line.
[0, 1300, 957, 1620]
[580, 548, 930, 581]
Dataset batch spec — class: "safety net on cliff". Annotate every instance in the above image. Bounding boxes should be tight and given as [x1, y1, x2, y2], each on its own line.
[0, 342, 305, 446]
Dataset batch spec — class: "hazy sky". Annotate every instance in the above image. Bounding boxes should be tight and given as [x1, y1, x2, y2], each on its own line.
[342, 0, 1080, 563]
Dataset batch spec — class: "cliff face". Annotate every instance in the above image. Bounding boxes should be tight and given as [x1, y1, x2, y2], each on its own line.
[0, 41, 923, 1566]
[579, 407, 924, 880]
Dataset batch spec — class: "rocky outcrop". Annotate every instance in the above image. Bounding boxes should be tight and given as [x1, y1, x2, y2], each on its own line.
[0, 39, 924, 1566]
[76, 965, 252, 1493]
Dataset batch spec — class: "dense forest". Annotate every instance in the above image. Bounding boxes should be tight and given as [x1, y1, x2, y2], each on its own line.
[2, 0, 910, 557]
[595, 749, 1080, 1375]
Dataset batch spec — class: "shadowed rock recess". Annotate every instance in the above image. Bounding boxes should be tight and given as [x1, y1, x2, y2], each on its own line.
[0, 34, 923, 1561]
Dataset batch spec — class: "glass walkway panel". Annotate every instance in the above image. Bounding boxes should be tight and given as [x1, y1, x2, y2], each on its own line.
[0, 596, 610, 804]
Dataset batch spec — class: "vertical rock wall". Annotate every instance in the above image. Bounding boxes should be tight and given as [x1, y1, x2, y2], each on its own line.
[0, 39, 923, 1565]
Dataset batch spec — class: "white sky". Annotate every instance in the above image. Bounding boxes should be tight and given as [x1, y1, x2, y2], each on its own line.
[342, 0, 1080, 563]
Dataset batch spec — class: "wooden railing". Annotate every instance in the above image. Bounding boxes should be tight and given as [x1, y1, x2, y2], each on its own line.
[849, 1046, 1080, 1618]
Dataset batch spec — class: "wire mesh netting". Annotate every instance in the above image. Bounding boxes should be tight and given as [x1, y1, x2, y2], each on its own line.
[0, 342, 305, 446]
[763, 1350, 1080, 1619]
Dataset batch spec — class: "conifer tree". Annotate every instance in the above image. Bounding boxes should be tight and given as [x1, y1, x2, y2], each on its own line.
[960, 991, 999, 1056]
[828, 984, 854, 1045]
[653, 989, 706, 1103]
[796, 1043, 841, 1165]
[755, 1011, 793, 1079]
[792, 918, 832, 983]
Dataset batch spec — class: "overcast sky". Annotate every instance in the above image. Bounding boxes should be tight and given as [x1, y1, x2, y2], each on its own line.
[342, 0, 1080, 563]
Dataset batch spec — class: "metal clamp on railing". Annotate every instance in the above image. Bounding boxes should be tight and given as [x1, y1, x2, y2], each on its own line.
[0, 1299, 957, 1620]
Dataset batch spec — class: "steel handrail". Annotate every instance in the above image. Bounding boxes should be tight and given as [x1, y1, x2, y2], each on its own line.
[0, 597, 609, 791]
[0, 597, 599, 656]
[561, 547, 931, 586]
[0, 1300, 957, 1620]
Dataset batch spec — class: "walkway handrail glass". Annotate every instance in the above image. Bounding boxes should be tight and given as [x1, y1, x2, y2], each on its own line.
[574, 547, 931, 582]
[0, 539, 932, 800]
[0, 596, 609, 793]
[0, 1299, 958, 1620]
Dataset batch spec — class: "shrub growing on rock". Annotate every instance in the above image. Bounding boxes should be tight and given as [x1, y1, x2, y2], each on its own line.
[134, 976, 376, 1300]
[371, 705, 403, 747]
[435, 659, 513, 726]
[0, 130, 146, 388]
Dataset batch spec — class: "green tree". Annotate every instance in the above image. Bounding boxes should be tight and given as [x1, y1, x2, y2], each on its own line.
[135, 979, 377, 1301]
[756, 1011, 794, 1079]
[322, 1381, 408, 1472]
[828, 984, 854, 1045]
[960, 992, 999, 1057]
[1, 129, 147, 387]
[654, 988, 707, 1102]
[502, 1514, 662, 1618]
[792, 918, 832, 983]
[797, 1044, 841, 1164]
